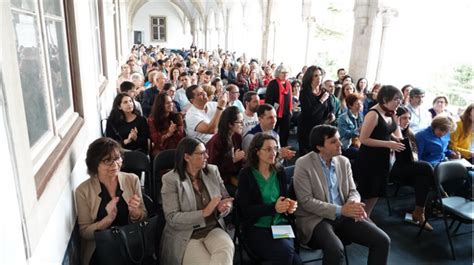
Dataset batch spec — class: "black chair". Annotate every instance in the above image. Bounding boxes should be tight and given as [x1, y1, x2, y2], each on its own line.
[418, 161, 473, 260]
[121, 150, 151, 194]
[232, 190, 266, 265]
[288, 183, 350, 265]
[152, 149, 176, 204]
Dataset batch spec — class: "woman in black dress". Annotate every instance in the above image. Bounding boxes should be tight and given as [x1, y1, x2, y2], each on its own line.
[297, 65, 334, 155]
[356, 85, 405, 219]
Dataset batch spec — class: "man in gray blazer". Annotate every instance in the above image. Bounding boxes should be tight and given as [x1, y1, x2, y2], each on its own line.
[293, 125, 391, 265]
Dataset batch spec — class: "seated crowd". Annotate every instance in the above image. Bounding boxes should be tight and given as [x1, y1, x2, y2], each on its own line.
[77, 43, 474, 265]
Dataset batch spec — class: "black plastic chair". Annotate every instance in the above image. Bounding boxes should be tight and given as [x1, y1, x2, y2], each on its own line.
[418, 160, 473, 260]
[121, 150, 152, 195]
[152, 149, 176, 204]
[232, 190, 266, 265]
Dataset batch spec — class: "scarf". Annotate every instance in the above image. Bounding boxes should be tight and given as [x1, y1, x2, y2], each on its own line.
[276, 79, 292, 118]
[380, 104, 395, 117]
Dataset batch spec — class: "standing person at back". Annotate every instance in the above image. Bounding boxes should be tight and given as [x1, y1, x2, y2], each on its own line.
[297, 66, 334, 155]
[265, 64, 293, 147]
[355, 85, 405, 219]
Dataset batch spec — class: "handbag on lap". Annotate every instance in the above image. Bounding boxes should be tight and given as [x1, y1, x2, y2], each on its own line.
[94, 216, 158, 265]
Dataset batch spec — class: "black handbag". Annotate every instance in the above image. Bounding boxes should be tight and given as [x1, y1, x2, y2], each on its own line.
[94, 216, 158, 265]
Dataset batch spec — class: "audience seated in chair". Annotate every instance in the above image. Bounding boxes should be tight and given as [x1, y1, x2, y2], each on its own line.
[206, 106, 245, 194]
[75, 137, 147, 265]
[160, 137, 234, 265]
[337, 93, 364, 160]
[238, 133, 302, 265]
[184, 84, 228, 144]
[293, 125, 391, 265]
[147, 93, 185, 158]
[242, 104, 296, 162]
[416, 115, 460, 167]
[105, 93, 149, 154]
[390, 106, 435, 230]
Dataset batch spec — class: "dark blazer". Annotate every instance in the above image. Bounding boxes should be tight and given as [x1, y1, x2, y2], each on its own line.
[237, 166, 290, 230]
[265, 79, 292, 117]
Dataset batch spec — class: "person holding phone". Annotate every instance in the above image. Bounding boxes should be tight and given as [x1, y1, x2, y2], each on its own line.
[297, 65, 335, 155]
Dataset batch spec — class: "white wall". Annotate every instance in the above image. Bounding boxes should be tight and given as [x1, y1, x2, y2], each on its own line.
[131, 1, 193, 48]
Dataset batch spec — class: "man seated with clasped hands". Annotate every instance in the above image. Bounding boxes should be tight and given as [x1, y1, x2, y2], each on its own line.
[293, 125, 391, 265]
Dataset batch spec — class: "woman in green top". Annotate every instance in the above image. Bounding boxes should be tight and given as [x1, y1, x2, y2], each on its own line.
[238, 133, 302, 265]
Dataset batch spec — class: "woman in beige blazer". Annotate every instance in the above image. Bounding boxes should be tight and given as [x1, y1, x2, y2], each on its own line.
[75, 137, 147, 265]
[160, 137, 234, 265]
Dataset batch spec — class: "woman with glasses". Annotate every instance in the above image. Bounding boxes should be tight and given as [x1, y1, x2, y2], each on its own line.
[207, 106, 245, 193]
[75, 137, 147, 265]
[428, 96, 452, 118]
[105, 93, 149, 154]
[355, 85, 405, 219]
[160, 137, 234, 265]
[238, 133, 301, 265]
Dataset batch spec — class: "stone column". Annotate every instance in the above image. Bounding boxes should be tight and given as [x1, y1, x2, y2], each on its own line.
[304, 16, 316, 65]
[375, 8, 398, 81]
[261, 0, 273, 63]
[348, 0, 379, 82]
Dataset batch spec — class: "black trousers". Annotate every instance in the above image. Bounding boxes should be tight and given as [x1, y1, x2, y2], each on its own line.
[245, 226, 302, 265]
[308, 218, 390, 265]
[275, 114, 291, 147]
[390, 161, 434, 207]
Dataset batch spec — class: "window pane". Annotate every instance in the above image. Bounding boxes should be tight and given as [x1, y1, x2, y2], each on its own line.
[46, 20, 72, 119]
[152, 18, 157, 25]
[12, 12, 51, 146]
[10, 0, 35, 11]
[43, 0, 62, 16]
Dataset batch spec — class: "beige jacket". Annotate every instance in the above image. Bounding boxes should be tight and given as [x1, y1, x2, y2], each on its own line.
[293, 152, 360, 244]
[75, 172, 147, 265]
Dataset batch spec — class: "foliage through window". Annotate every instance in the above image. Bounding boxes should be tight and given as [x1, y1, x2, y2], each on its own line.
[151, 16, 166, 42]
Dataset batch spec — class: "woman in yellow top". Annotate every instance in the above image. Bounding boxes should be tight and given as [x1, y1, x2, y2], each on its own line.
[449, 103, 474, 161]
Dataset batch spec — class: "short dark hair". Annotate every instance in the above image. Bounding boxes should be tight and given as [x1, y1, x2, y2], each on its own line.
[204, 70, 213, 76]
[163, 82, 174, 91]
[85, 137, 123, 177]
[376, 85, 403, 104]
[257, 103, 274, 117]
[309, 125, 338, 153]
[186, 84, 199, 101]
[243, 91, 258, 107]
[174, 137, 208, 181]
[119, 81, 135, 93]
[246, 133, 280, 170]
[337, 68, 345, 74]
[179, 72, 190, 78]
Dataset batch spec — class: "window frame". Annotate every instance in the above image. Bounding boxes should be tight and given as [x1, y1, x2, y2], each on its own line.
[8, 0, 83, 197]
[150, 16, 167, 42]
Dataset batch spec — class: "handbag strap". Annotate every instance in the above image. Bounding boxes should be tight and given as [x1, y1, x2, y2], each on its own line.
[116, 224, 146, 264]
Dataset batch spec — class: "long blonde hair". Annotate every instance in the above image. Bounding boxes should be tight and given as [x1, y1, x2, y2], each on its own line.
[460, 103, 474, 136]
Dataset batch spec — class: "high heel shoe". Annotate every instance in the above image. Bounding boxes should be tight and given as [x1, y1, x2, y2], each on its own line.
[412, 211, 433, 231]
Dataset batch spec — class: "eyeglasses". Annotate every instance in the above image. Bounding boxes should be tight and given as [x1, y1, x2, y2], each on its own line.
[196, 91, 207, 97]
[102, 156, 123, 166]
[192, 150, 208, 156]
[260, 146, 279, 153]
[234, 120, 244, 124]
[230, 91, 240, 94]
